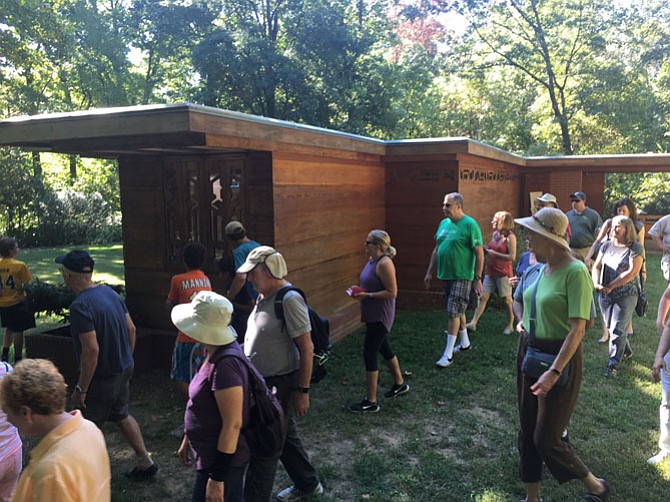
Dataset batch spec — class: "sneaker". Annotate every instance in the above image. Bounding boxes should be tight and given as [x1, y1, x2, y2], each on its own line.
[453, 343, 471, 353]
[503, 326, 514, 335]
[276, 482, 324, 501]
[125, 462, 159, 480]
[466, 322, 477, 331]
[647, 450, 669, 465]
[435, 355, 453, 368]
[603, 365, 618, 378]
[348, 399, 380, 413]
[384, 382, 410, 398]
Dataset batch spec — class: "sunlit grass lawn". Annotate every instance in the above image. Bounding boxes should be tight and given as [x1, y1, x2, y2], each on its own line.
[22, 243, 125, 285]
[15, 244, 670, 500]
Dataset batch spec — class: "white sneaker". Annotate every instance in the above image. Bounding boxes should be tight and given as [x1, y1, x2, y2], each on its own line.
[647, 450, 669, 465]
[435, 355, 453, 368]
[453, 343, 471, 353]
[275, 482, 324, 501]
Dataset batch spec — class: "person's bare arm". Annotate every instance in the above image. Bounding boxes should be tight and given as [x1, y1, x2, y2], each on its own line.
[531, 318, 586, 397]
[424, 245, 438, 289]
[226, 272, 248, 300]
[72, 330, 99, 409]
[126, 313, 137, 353]
[292, 333, 313, 417]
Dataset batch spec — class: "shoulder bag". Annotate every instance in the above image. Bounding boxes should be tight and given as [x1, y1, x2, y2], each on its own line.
[521, 266, 570, 388]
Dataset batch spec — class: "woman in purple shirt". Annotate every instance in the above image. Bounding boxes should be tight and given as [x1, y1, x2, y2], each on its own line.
[348, 230, 409, 413]
[172, 292, 251, 502]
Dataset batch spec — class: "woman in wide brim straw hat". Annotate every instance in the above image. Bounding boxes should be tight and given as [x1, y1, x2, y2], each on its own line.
[513, 208, 610, 502]
[172, 291, 250, 502]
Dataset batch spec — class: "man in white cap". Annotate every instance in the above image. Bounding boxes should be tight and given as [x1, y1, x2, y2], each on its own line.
[238, 246, 323, 502]
[223, 221, 260, 302]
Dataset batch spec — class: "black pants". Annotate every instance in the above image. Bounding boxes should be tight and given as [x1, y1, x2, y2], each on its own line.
[363, 322, 395, 371]
[517, 334, 589, 483]
[244, 371, 320, 501]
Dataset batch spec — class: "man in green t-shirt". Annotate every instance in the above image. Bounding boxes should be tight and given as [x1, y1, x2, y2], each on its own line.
[424, 193, 484, 368]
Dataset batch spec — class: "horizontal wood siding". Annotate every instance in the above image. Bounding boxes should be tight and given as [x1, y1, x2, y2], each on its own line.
[385, 157, 459, 300]
[272, 151, 385, 318]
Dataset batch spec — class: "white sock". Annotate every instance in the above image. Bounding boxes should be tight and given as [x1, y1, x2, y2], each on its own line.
[444, 334, 457, 359]
[136, 453, 154, 469]
[459, 330, 470, 347]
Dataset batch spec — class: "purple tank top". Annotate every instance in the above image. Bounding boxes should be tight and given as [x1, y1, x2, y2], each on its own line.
[359, 257, 396, 332]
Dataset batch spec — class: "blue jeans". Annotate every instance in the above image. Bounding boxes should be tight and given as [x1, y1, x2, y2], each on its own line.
[599, 293, 637, 367]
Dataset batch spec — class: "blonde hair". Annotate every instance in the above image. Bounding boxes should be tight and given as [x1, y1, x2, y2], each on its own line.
[1, 359, 67, 415]
[367, 230, 397, 258]
[612, 216, 637, 246]
[494, 211, 514, 232]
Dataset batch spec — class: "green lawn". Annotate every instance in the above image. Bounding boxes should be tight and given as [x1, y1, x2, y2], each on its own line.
[14, 244, 670, 500]
[21, 243, 125, 285]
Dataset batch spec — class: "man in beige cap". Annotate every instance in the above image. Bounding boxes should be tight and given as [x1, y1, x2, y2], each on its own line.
[238, 246, 323, 502]
[223, 221, 260, 303]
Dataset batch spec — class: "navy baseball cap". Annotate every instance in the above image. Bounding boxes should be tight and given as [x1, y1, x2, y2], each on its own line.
[55, 250, 95, 273]
[570, 191, 587, 201]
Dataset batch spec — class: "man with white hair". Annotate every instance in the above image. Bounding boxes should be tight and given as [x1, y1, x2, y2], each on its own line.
[238, 246, 323, 502]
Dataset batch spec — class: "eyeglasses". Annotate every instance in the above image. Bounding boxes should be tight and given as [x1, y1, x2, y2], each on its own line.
[443, 203, 452, 208]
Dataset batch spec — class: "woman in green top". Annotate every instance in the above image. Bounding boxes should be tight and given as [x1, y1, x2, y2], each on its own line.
[514, 208, 610, 502]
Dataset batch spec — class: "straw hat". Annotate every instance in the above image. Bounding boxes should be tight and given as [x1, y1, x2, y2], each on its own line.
[171, 291, 237, 346]
[514, 208, 570, 250]
[237, 246, 287, 279]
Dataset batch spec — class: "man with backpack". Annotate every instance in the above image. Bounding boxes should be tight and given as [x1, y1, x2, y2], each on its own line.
[238, 246, 323, 502]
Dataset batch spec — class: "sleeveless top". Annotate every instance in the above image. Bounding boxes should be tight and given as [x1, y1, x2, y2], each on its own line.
[359, 257, 396, 332]
[485, 232, 513, 278]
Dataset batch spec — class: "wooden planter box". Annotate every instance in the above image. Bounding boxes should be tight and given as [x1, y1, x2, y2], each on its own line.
[25, 325, 177, 388]
[25, 325, 78, 388]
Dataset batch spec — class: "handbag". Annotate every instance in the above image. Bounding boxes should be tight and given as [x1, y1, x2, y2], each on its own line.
[636, 284, 648, 317]
[521, 266, 570, 388]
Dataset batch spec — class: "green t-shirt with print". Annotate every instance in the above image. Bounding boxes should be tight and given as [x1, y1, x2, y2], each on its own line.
[435, 215, 483, 280]
[521, 260, 593, 340]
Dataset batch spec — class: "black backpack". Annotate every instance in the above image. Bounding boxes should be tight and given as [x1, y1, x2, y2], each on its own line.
[274, 286, 331, 384]
[210, 350, 287, 460]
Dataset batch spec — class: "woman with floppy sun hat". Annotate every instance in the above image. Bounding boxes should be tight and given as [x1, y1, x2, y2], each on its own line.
[513, 208, 610, 502]
[172, 291, 251, 502]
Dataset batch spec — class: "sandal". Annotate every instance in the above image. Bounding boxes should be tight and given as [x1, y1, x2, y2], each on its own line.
[583, 479, 610, 501]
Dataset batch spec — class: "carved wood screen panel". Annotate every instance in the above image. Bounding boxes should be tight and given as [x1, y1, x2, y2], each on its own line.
[164, 156, 248, 269]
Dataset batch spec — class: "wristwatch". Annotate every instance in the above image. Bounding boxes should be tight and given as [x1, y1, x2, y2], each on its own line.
[294, 386, 310, 394]
[74, 384, 87, 394]
[473, 275, 482, 281]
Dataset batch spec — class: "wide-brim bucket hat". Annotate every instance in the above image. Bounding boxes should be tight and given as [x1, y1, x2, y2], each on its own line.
[171, 291, 237, 346]
[515, 207, 570, 251]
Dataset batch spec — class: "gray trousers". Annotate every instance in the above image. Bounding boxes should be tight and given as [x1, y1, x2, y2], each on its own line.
[599, 293, 636, 367]
[244, 371, 319, 502]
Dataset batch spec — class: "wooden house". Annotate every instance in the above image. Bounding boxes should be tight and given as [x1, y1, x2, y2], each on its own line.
[2, 104, 670, 360]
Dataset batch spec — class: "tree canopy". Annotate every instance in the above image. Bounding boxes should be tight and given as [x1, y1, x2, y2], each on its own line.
[1, 0, 670, 229]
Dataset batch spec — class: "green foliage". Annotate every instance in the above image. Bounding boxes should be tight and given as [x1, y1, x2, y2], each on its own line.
[604, 172, 670, 215]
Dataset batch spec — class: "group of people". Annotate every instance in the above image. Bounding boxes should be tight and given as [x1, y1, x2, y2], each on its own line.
[2, 193, 670, 501]
[422, 191, 670, 501]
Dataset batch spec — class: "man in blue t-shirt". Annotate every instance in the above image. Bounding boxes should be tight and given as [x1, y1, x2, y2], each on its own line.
[223, 220, 260, 303]
[55, 250, 158, 480]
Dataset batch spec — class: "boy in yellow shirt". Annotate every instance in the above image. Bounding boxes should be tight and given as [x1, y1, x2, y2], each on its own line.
[0, 237, 35, 363]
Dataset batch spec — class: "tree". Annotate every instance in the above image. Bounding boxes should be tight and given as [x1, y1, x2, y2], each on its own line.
[461, 0, 611, 155]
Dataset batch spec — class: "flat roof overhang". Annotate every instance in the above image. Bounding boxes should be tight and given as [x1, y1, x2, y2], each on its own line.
[2, 103, 670, 172]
